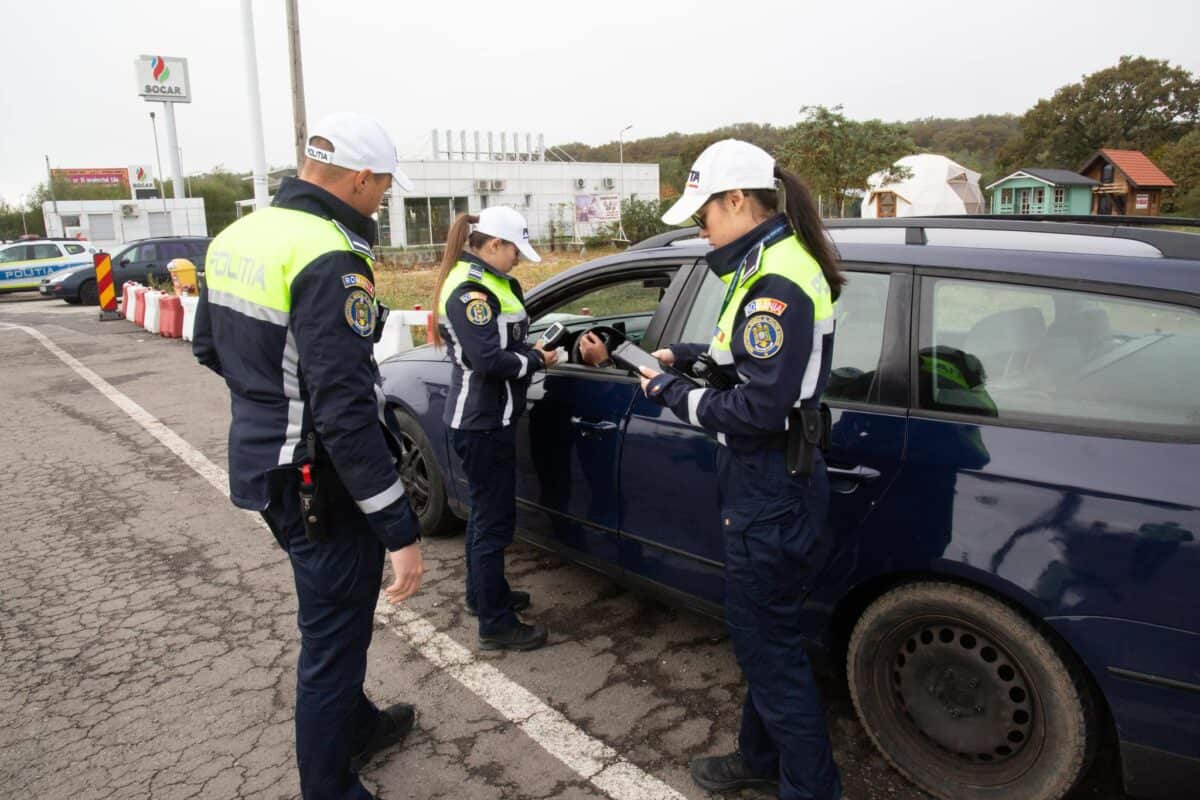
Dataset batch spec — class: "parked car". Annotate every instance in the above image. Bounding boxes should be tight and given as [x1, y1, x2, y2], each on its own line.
[379, 217, 1200, 800]
[0, 238, 98, 293]
[38, 236, 210, 305]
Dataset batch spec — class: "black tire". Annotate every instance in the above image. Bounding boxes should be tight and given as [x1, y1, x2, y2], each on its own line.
[78, 279, 98, 306]
[847, 581, 1097, 800]
[391, 409, 457, 537]
[63, 297, 82, 305]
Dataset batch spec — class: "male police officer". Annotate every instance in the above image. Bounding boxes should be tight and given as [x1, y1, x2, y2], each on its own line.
[194, 112, 423, 800]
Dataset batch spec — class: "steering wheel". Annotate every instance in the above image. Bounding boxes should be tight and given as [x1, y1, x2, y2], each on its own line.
[571, 325, 626, 365]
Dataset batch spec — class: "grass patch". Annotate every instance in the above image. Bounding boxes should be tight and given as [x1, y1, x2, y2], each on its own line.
[374, 247, 622, 311]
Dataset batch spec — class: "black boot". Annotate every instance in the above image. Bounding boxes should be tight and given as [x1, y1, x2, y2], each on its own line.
[466, 590, 531, 617]
[349, 703, 416, 773]
[690, 752, 778, 793]
[478, 621, 548, 651]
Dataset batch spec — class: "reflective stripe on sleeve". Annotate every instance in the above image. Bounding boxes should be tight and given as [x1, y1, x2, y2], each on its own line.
[686, 388, 708, 427]
[357, 477, 406, 514]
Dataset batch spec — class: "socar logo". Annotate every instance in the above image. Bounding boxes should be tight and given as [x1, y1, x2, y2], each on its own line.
[151, 56, 170, 83]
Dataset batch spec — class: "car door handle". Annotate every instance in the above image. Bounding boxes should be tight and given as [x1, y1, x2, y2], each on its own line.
[570, 417, 618, 437]
[826, 464, 881, 482]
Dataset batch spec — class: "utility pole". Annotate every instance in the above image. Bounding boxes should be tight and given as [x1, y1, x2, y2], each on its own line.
[285, 0, 307, 168]
[44, 155, 60, 237]
[618, 124, 632, 241]
[150, 112, 166, 198]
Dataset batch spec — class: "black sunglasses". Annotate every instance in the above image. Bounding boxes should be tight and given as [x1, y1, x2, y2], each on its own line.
[690, 192, 727, 229]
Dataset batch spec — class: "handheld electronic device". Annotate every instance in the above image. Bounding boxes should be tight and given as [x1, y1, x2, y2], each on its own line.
[537, 321, 567, 350]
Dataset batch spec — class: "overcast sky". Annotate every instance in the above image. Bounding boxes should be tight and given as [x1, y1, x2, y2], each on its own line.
[2, 0, 1198, 204]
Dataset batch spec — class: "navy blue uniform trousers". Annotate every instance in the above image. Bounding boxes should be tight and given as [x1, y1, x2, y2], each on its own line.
[262, 471, 384, 800]
[718, 446, 842, 800]
[452, 425, 520, 636]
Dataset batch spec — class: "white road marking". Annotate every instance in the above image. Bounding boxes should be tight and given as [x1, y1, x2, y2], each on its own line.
[0, 321, 689, 800]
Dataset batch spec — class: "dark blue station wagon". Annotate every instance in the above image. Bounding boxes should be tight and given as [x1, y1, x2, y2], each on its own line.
[380, 218, 1200, 800]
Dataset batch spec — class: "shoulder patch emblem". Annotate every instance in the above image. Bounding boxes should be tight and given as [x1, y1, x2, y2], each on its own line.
[743, 297, 788, 317]
[465, 298, 493, 326]
[459, 290, 488, 304]
[738, 242, 764, 286]
[744, 314, 784, 359]
[344, 289, 376, 338]
[342, 273, 375, 295]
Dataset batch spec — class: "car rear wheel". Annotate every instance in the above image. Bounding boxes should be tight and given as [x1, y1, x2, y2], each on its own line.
[847, 581, 1097, 800]
[392, 409, 457, 537]
[78, 279, 98, 306]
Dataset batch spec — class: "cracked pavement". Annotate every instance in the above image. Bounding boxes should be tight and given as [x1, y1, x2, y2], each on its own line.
[0, 294, 1128, 800]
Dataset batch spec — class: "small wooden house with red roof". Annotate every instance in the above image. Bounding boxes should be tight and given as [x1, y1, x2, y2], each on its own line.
[1079, 149, 1175, 216]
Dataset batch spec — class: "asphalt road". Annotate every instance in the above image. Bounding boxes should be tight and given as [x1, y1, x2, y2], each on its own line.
[0, 293, 1130, 800]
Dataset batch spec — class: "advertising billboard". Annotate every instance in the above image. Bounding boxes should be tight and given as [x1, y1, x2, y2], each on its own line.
[575, 193, 621, 224]
[134, 55, 191, 103]
[51, 168, 129, 186]
[128, 165, 155, 190]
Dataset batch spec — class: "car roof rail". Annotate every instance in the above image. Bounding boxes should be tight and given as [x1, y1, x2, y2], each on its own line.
[825, 216, 1200, 260]
[629, 226, 702, 251]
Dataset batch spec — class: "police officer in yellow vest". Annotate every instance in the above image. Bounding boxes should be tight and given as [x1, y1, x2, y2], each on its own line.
[582, 140, 845, 799]
[193, 112, 423, 800]
[430, 207, 559, 651]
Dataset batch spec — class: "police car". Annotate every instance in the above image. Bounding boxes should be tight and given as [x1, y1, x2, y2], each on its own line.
[0, 238, 98, 294]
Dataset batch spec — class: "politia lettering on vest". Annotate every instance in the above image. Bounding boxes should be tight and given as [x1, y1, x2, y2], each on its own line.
[208, 251, 267, 290]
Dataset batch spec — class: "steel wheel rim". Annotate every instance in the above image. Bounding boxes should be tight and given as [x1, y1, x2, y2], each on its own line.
[878, 615, 1041, 780]
[397, 431, 431, 514]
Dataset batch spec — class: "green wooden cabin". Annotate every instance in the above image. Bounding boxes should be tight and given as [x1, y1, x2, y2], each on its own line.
[985, 169, 1099, 215]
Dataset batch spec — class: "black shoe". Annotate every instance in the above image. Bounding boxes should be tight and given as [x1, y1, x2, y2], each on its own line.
[478, 621, 548, 651]
[349, 703, 415, 773]
[466, 590, 531, 617]
[690, 752, 778, 793]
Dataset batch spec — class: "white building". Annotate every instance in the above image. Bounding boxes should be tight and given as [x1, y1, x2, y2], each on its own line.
[388, 159, 659, 248]
[41, 198, 207, 250]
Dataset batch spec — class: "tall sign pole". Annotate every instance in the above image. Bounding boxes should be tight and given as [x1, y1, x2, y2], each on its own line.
[135, 55, 192, 201]
[44, 155, 60, 236]
[241, 0, 270, 209]
[286, 0, 308, 169]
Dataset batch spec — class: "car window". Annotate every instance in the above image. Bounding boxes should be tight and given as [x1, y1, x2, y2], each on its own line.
[0, 245, 31, 263]
[532, 274, 673, 346]
[135, 243, 158, 262]
[679, 265, 893, 405]
[920, 277, 1200, 436]
[827, 272, 891, 403]
[187, 240, 209, 257]
[64, 243, 86, 255]
[159, 241, 189, 260]
[31, 244, 61, 260]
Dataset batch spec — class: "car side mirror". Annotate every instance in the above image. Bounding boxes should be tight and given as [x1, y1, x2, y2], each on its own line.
[120, 258, 130, 266]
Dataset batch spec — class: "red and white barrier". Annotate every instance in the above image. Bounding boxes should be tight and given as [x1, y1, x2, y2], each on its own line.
[132, 286, 149, 327]
[159, 296, 183, 338]
[121, 282, 141, 321]
[180, 295, 199, 342]
[143, 290, 164, 335]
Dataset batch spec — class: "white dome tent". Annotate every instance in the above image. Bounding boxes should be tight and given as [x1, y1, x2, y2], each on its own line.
[861, 154, 984, 218]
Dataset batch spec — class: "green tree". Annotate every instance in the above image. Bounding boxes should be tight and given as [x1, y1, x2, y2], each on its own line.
[186, 167, 253, 235]
[779, 106, 916, 217]
[997, 56, 1200, 173]
[0, 199, 45, 240]
[1156, 129, 1200, 216]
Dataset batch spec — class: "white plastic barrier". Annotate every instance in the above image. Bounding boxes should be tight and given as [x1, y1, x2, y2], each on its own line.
[123, 282, 141, 322]
[373, 309, 429, 362]
[143, 290, 163, 335]
[180, 295, 199, 342]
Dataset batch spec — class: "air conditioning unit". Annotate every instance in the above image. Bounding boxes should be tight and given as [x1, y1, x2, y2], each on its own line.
[473, 179, 490, 193]
[120, 203, 138, 217]
[574, 178, 587, 190]
[602, 177, 616, 190]
[490, 180, 505, 192]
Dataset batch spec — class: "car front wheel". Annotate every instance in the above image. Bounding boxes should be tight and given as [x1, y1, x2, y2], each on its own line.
[848, 581, 1097, 800]
[78, 279, 98, 306]
[391, 409, 457, 537]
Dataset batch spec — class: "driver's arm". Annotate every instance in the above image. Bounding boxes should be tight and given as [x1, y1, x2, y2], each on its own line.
[444, 282, 544, 379]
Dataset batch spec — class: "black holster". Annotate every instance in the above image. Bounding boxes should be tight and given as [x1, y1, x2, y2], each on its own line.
[786, 404, 832, 478]
[297, 433, 333, 542]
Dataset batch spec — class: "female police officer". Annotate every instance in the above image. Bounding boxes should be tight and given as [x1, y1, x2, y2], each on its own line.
[431, 206, 559, 651]
[581, 139, 844, 799]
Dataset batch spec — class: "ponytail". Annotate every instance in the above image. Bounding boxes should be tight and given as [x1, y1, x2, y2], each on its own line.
[774, 165, 844, 301]
[429, 214, 496, 347]
[747, 166, 845, 301]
